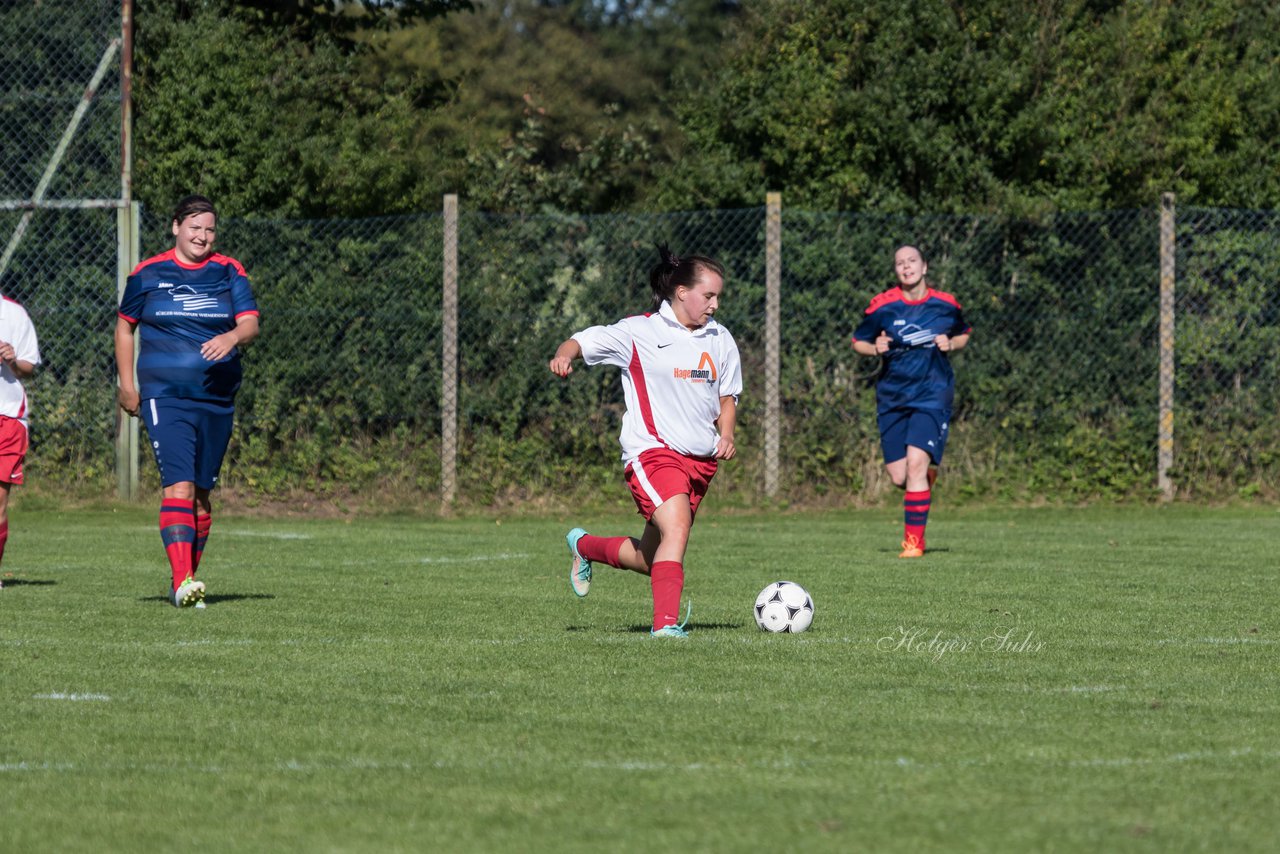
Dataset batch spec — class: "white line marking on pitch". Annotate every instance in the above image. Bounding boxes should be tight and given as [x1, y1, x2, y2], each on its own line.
[1157, 637, 1275, 645]
[418, 552, 530, 564]
[33, 693, 110, 701]
[4, 748, 1278, 775]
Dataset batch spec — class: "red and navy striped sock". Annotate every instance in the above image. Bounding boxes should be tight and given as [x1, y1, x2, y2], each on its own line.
[193, 512, 212, 573]
[650, 560, 684, 630]
[904, 489, 931, 546]
[576, 534, 626, 568]
[159, 500, 196, 590]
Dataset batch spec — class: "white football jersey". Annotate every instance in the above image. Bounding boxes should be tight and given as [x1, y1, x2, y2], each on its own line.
[0, 297, 41, 426]
[573, 300, 742, 464]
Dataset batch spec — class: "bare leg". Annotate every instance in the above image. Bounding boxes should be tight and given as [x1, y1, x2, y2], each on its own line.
[902, 446, 932, 492]
[614, 494, 694, 575]
[886, 451, 935, 491]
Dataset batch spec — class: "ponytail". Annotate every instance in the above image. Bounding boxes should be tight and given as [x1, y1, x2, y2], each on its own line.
[649, 242, 725, 311]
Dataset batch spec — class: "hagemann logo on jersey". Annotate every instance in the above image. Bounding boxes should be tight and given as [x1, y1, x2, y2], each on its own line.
[673, 352, 717, 384]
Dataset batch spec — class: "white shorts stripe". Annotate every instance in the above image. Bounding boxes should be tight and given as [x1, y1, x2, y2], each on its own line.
[629, 457, 666, 511]
[149, 398, 159, 425]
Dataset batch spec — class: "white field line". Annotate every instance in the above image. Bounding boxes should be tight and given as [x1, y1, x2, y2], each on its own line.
[3, 637, 397, 650]
[131, 526, 313, 539]
[3, 748, 1276, 775]
[32, 692, 110, 701]
[1157, 637, 1276, 645]
[418, 552, 531, 564]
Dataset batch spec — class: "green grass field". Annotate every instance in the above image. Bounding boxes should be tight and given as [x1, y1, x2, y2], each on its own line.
[2, 504, 1277, 852]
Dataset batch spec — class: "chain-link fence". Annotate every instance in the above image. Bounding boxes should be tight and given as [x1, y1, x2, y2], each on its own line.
[1175, 207, 1280, 496]
[35, 201, 1258, 507]
[1, 0, 124, 487]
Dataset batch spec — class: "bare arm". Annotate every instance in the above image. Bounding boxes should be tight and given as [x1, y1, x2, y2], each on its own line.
[0, 340, 34, 380]
[115, 316, 140, 416]
[853, 331, 892, 357]
[549, 338, 582, 378]
[201, 313, 259, 362]
[715, 395, 737, 460]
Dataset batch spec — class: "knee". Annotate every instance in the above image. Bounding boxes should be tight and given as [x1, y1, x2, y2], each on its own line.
[658, 518, 693, 545]
[164, 482, 196, 502]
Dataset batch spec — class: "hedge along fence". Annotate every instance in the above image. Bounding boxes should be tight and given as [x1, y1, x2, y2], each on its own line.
[13, 197, 1280, 507]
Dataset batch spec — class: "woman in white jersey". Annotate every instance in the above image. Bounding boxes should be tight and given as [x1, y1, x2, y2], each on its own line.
[549, 245, 742, 638]
[0, 296, 40, 590]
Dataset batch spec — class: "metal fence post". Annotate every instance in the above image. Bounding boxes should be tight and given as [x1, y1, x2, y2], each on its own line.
[115, 200, 139, 500]
[441, 194, 459, 510]
[1158, 193, 1175, 500]
[765, 192, 781, 497]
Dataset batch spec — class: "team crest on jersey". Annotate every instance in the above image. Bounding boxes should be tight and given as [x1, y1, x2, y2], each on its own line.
[673, 352, 718, 384]
[160, 283, 219, 312]
[899, 324, 937, 347]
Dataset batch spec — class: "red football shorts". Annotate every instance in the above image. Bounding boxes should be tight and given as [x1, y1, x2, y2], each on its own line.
[624, 447, 718, 521]
[0, 416, 29, 485]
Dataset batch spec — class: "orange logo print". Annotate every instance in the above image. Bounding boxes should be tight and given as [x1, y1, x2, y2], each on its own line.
[697, 352, 718, 381]
[672, 352, 717, 384]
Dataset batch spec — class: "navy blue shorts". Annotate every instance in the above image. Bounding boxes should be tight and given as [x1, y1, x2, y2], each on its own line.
[877, 407, 950, 465]
[142, 398, 235, 489]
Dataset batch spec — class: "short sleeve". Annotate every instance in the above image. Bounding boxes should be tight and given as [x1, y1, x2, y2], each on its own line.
[118, 274, 145, 322]
[9, 305, 40, 365]
[230, 267, 258, 319]
[572, 319, 635, 369]
[852, 306, 882, 343]
[716, 330, 743, 400]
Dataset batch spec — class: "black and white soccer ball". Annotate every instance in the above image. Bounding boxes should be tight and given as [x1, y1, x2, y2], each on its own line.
[753, 581, 814, 633]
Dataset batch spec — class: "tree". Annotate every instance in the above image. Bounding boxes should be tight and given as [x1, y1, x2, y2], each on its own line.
[171, 0, 474, 44]
[360, 0, 741, 213]
[135, 1, 463, 217]
[654, 0, 1280, 213]
[134, 0, 740, 216]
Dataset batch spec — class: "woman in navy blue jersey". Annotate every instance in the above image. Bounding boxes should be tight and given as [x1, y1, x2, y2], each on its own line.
[852, 245, 970, 558]
[115, 195, 259, 607]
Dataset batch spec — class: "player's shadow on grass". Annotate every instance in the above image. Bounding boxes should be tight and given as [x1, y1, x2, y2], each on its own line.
[624, 621, 745, 633]
[0, 578, 57, 587]
[139, 592, 277, 605]
[879, 547, 952, 555]
[564, 621, 747, 633]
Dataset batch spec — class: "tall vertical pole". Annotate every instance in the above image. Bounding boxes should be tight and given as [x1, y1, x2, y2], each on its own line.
[120, 0, 133, 205]
[1158, 193, 1176, 500]
[764, 192, 782, 498]
[116, 1, 138, 500]
[116, 202, 140, 500]
[441, 195, 459, 510]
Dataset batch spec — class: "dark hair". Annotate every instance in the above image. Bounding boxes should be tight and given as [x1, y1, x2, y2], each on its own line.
[649, 243, 725, 311]
[172, 194, 217, 227]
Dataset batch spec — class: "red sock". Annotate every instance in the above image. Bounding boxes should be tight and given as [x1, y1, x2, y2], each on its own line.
[577, 534, 626, 568]
[159, 500, 196, 590]
[0, 520, 8, 568]
[650, 561, 684, 631]
[193, 512, 212, 573]
[904, 489, 931, 546]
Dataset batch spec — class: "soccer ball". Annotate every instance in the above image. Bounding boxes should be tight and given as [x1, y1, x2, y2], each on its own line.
[753, 581, 814, 633]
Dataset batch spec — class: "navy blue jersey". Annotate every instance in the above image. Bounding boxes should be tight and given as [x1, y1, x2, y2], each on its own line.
[119, 249, 259, 403]
[852, 287, 970, 412]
